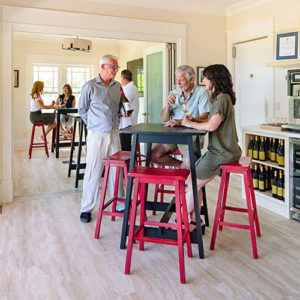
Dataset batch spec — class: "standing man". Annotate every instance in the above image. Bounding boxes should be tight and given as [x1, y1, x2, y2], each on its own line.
[151, 65, 210, 168]
[79, 54, 126, 223]
[119, 69, 140, 151]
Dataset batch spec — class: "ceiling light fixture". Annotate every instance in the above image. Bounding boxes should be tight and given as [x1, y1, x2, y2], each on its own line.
[62, 36, 92, 52]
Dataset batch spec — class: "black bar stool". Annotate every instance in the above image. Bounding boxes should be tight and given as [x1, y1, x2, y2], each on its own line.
[67, 114, 87, 187]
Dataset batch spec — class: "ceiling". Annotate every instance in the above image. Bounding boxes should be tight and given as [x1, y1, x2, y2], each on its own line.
[88, 0, 271, 16]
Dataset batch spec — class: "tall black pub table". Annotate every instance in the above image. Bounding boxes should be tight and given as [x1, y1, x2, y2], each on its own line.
[51, 107, 78, 158]
[120, 123, 207, 259]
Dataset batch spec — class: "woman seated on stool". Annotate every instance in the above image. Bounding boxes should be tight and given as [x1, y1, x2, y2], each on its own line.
[55, 84, 76, 138]
[182, 64, 242, 232]
[30, 80, 57, 138]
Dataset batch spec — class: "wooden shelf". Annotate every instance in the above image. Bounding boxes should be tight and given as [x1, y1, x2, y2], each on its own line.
[254, 189, 285, 203]
[252, 159, 285, 171]
[266, 59, 300, 68]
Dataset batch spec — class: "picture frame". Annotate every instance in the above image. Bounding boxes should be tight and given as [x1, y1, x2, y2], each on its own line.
[196, 66, 205, 86]
[276, 31, 298, 60]
[14, 70, 19, 88]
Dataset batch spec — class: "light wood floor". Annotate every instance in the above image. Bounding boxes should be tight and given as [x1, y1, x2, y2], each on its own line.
[2, 150, 300, 299]
[14, 147, 85, 197]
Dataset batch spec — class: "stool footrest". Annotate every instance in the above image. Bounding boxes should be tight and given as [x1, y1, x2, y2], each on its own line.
[103, 197, 125, 210]
[144, 220, 179, 229]
[219, 221, 251, 231]
[102, 211, 123, 218]
[133, 226, 189, 246]
[31, 144, 48, 148]
[155, 189, 175, 195]
[224, 206, 248, 213]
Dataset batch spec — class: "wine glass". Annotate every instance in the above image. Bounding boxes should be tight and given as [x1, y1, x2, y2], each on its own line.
[182, 103, 190, 116]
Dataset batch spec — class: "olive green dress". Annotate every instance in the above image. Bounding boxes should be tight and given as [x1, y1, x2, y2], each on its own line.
[196, 93, 241, 179]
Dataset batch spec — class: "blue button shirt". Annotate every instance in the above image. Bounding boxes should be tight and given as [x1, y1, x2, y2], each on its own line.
[170, 85, 210, 119]
[79, 75, 121, 132]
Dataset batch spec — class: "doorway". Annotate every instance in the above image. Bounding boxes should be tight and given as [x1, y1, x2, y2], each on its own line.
[12, 32, 169, 198]
[1, 5, 187, 202]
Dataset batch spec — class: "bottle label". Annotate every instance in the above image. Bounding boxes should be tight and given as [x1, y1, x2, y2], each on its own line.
[278, 187, 283, 197]
[259, 151, 265, 160]
[272, 185, 277, 195]
[278, 156, 284, 166]
[270, 152, 275, 161]
[253, 150, 258, 159]
[248, 149, 253, 157]
[253, 178, 258, 189]
[259, 180, 265, 191]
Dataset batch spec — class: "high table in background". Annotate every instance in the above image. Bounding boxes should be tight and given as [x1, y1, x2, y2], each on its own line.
[120, 123, 207, 259]
[51, 108, 78, 158]
[67, 113, 87, 188]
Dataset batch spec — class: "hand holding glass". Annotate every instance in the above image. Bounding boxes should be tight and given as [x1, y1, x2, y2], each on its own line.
[167, 91, 178, 106]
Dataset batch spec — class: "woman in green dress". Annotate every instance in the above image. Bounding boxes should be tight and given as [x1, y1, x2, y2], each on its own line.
[182, 64, 242, 231]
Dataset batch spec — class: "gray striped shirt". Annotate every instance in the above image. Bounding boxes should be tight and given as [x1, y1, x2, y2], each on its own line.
[79, 75, 121, 132]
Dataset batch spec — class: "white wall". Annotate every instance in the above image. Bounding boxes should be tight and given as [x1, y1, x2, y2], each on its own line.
[227, 0, 300, 119]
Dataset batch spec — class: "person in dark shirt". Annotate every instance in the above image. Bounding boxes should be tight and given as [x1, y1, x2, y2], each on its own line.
[55, 84, 76, 138]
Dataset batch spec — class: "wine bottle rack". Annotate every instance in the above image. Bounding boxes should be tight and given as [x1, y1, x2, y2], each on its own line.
[243, 127, 291, 219]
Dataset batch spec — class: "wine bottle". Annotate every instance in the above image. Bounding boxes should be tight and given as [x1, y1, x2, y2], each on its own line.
[277, 170, 284, 201]
[247, 135, 253, 158]
[253, 136, 259, 160]
[270, 138, 276, 162]
[259, 136, 266, 161]
[265, 166, 270, 190]
[252, 164, 259, 190]
[119, 87, 133, 115]
[276, 139, 280, 164]
[258, 165, 265, 192]
[266, 137, 270, 160]
[272, 170, 278, 198]
[278, 139, 285, 167]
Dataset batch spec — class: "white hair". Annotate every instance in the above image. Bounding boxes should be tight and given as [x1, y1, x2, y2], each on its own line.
[175, 65, 195, 81]
[99, 54, 119, 66]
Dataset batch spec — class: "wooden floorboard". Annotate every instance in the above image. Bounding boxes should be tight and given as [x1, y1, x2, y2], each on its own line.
[0, 150, 299, 299]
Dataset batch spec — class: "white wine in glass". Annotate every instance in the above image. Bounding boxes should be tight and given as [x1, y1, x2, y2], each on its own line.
[182, 104, 189, 116]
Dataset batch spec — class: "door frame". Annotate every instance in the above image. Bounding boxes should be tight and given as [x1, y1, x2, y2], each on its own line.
[0, 5, 187, 202]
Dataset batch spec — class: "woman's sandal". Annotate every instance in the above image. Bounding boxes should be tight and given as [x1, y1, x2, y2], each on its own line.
[189, 220, 205, 235]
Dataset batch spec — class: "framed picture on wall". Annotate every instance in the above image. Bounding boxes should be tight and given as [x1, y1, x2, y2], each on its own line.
[196, 66, 205, 86]
[276, 31, 298, 60]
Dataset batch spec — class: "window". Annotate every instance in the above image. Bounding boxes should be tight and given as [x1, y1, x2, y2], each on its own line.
[32, 64, 93, 106]
[67, 66, 92, 101]
[33, 65, 59, 104]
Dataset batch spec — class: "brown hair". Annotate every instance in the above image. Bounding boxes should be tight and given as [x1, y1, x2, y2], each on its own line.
[203, 64, 236, 105]
[30, 81, 44, 98]
[63, 84, 73, 95]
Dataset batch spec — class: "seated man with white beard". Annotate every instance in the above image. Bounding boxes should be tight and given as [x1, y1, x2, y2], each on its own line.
[151, 65, 210, 168]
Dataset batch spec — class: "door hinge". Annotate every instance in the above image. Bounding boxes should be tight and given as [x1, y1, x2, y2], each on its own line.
[232, 46, 236, 58]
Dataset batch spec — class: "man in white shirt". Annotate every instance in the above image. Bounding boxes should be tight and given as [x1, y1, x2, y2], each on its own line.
[119, 69, 139, 151]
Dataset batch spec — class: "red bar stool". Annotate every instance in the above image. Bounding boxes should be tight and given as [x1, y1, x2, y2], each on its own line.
[152, 148, 182, 215]
[136, 143, 146, 166]
[210, 156, 261, 258]
[94, 151, 131, 239]
[28, 122, 49, 159]
[124, 166, 192, 284]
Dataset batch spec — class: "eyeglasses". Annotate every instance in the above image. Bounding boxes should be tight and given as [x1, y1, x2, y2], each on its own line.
[104, 64, 120, 71]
